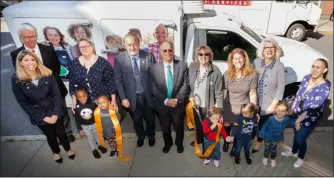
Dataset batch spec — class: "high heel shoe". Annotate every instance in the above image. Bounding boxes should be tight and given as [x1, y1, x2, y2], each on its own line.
[68, 153, 76, 160]
[53, 153, 62, 163]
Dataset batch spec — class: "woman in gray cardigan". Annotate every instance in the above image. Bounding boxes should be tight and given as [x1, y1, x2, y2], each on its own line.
[188, 45, 223, 146]
[252, 37, 285, 153]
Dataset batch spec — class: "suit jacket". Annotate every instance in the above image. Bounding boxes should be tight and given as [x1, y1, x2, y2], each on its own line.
[114, 50, 156, 111]
[10, 43, 68, 98]
[150, 59, 190, 115]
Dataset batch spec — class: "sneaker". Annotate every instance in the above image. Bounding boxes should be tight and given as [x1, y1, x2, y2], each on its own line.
[213, 160, 220, 168]
[293, 158, 303, 168]
[203, 159, 211, 165]
[92, 149, 101, 159]
[271, 159, 276, 167]
[98, 146, 107, 154]
[281, 151, 298, 158]
[110, 150, 117, 158]
[262, 158, 268, 165]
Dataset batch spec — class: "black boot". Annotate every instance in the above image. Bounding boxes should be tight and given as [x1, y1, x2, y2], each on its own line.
[234, 156, 240, 164]
[245, 152, 252, 165]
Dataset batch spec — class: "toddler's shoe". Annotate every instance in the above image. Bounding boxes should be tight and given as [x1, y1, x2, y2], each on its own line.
[262, 157, 268, 165]
[234, 156, 240, 164]
[271, 159, 276, 167]
[110, 150, 117, 158]
[213, 160, 220, 168]
[92, 149, 101, 159]
[203, 158, 211, 165]
[98, 146, 107, 154]
[246, 157, 252, 165]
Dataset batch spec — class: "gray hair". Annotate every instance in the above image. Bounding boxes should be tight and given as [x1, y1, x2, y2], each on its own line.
[256, 37, 284, 60]
[155, 23, 168, 33]
[18, 23, 38, 37]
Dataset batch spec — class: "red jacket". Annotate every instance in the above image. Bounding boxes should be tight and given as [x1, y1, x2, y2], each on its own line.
[202, 119, 228, 141]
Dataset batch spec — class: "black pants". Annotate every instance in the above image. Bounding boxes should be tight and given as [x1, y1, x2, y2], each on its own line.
[158, 109, 184, 147]
[116, 96, 127, 124]
[194, 107, 207, 144]
[257, 114, 272, 142]
[129, 94, 155, 140]
[61, 98, 73, 135]
[38, 118, 71, 154]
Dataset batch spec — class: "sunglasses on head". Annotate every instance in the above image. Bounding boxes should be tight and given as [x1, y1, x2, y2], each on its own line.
[198, 53, 210, 57]
[162, 49, 173, 53]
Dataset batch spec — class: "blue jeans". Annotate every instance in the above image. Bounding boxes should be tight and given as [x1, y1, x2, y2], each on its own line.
[203, 137, 221, 160]
[292, 126, 315, 159]
[234, 138, 251, 157]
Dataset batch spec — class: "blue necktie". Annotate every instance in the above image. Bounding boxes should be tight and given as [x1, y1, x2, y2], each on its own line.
[132, 57, 144, 93]
[167, 65, 173, 99]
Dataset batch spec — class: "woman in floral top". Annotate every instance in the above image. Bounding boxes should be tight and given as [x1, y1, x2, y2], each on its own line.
[281, 58, 330, 168]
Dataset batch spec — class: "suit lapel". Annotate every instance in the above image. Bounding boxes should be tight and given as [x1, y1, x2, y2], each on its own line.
[37, 44, 47, 64]
[172, 60, 180, 93]
[125, 53, 135, 80]
[159, 63, 167, 93]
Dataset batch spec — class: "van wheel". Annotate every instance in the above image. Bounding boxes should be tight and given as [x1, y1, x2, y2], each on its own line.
[286, 23, 306, 41]
[283, 82, 300, 112]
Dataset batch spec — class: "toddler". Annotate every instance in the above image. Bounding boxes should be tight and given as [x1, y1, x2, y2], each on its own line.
[74, 88, 107, 159]
[259, 101, 292, 167]
[202, 107, 233, 168]
[95, 95, 118, 158]
[230, 103, 257, 165]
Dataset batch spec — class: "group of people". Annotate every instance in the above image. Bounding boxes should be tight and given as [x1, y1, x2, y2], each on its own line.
[10, 22, 330, 170]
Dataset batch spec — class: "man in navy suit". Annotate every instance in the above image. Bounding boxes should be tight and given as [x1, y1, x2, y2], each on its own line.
[150, 41, 189, 153]
[114, 33, 156, 147]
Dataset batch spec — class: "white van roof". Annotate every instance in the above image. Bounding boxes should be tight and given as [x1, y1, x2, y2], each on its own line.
[3, 1, 82, 19]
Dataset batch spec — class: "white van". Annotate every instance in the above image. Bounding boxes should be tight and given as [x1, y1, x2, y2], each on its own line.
[3, 1, 327, 107]
[203, 0, 322, 41]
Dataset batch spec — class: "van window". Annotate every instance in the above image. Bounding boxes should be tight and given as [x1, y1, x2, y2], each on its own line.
[13, 18, 94, 81]
[100, 19, 175, 65]
[206, 30, 257, 62]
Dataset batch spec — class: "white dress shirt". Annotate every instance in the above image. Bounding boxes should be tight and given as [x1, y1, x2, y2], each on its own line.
[24, 44, 43, 63]
[163, 60, 175, 105]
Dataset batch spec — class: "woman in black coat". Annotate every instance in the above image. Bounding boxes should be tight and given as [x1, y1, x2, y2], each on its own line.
[11, 50, 75, 163]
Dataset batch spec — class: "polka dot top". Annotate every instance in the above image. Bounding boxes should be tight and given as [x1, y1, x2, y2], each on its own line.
[69, 56, 116, 101]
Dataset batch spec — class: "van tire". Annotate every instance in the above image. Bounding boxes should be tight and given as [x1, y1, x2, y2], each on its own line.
[286, 23, 306, 41]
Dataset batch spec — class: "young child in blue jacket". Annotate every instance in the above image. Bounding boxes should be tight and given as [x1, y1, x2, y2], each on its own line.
[259, 101, 293, 167]
[229, 103, 258, 165]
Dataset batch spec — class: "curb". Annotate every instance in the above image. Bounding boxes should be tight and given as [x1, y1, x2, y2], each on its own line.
[1, 127, 333, 142]
[318, 31, 334, 35]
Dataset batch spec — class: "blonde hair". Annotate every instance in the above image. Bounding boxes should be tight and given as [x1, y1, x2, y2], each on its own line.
[227, 48, 255, 80]
[194, 45, 214, 62]
[15, 50, 52, 81]
[256, 37, 284, 60]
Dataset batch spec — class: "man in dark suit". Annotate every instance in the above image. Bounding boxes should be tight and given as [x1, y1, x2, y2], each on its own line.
[10, 23, 75, 142]
[114, 33, 156, 147]
[150, 41, 189, 153]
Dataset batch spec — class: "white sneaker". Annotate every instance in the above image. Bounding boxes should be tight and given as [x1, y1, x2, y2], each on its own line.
[293, 158, 303, 168]
[213, 160, 220, 168]
[281, 151, 298, 158]
[271, 160, 276, 167]
[262, 157, 268, 165]
[203, 159, 211, 165]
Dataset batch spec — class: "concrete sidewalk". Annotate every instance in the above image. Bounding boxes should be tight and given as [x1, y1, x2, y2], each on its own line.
[1, 130, 333, 177]
[316, 19, 334, 35]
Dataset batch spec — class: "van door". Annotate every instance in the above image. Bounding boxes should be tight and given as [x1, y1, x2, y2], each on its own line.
[197, 27, 258, 74]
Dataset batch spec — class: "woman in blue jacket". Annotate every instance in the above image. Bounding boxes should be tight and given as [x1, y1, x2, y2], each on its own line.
[11, 50, 75, 163]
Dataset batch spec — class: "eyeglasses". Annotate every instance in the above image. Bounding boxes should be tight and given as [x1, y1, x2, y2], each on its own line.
[198, 53, 210, 57]
[264, 46, 276, 50]
[162, 49, 173, 53]
[79, 45, 91, 49]
[22, 36, 36, 40]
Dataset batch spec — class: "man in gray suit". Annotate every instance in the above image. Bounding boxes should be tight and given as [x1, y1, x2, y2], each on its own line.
[150, 41, 189, 153]
[114, 33, 156, 147]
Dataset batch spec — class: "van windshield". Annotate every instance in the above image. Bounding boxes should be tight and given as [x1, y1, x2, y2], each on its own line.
[240, 23, 263, 43]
